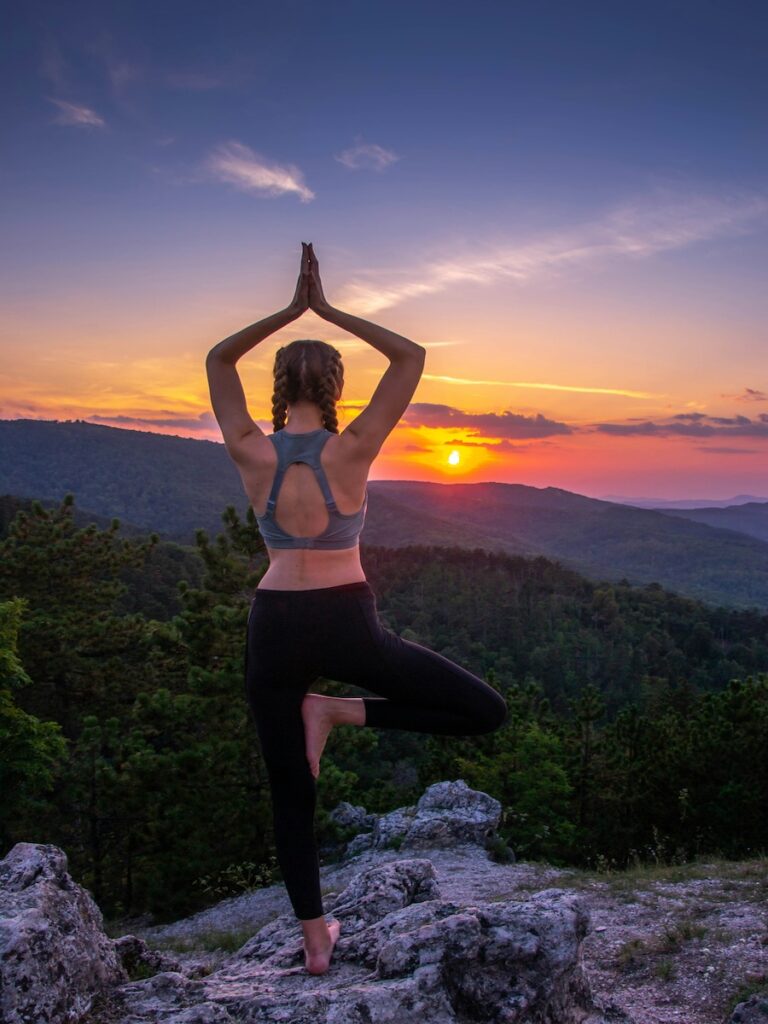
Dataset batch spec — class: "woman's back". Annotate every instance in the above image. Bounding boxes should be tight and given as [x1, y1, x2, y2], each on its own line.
[253, 428, 368, 550]
[236, 424, 374, 590]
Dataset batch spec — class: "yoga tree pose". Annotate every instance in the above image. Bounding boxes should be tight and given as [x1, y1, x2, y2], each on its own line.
[206, 242, 507, 974]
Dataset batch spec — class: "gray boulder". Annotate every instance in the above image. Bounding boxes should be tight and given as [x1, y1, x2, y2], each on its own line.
[346, 779, 504, 857]
[0, 807, 632, 1023]
[328, 801, 376, 832]
[111, 858, 633, 1024]
[730, 991, 768, 1023]
[0, 842, 127, 1024]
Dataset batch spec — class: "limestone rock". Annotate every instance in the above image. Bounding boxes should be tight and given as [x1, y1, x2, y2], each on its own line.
[729, 990, 768, 1023]
[328, 801, 376, 832]
[111, 857, 633, 1024]
[346, 779, 504, 857]
[0, 842, 127, 1024]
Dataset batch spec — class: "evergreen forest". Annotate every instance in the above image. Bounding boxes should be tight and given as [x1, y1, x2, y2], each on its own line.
[1, 493, 766, 923]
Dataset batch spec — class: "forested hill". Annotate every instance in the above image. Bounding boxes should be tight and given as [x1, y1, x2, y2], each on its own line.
[655, 501, 768, 544]
[3, 417, 768, 610]
[2, 495, 767, 923]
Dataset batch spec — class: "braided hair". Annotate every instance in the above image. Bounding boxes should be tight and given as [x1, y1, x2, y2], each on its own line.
[271, 339, 344, 433]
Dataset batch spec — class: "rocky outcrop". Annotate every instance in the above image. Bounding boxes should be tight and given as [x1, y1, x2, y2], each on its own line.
[0, 839, 629, 1024]
[109, 857, 627, 1024]
[340, 779, 509, 857]
[0, 842, 127, 1024]
[729, 991, 768, 1023]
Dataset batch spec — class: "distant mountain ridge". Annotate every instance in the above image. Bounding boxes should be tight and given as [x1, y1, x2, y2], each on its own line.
[3, 417, 768, 610]
[654, 501, 768, 545]
[600, 492, 768, 508]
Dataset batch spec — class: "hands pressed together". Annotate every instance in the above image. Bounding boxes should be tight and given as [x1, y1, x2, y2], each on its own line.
[289, 241, 330, 318]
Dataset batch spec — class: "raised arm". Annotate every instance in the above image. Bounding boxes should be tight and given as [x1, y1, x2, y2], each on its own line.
[307, 243, 425, 456]
[205, 244, 310, 455]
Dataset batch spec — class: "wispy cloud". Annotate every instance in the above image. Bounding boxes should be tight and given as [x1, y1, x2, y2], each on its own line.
[48, 97, 106, 128]
[421, 372, 662, 400]
[336, 187, 768, 313]
[335, 140, 400, 171]
[205, 141, 314, 202]
[41, 37, 107, 125]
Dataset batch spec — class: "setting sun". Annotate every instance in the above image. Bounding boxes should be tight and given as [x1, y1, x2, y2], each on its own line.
[448, 450, 460, 466]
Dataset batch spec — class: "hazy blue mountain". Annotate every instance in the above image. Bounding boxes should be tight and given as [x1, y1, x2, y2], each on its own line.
[600, 493, 768, 508]
[652, 501, 768, 544]
[3, 417, 768, 610]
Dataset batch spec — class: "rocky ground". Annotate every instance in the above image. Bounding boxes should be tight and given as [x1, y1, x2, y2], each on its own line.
[3, 780, 767, 1023]
[114, 846, 768, 1024]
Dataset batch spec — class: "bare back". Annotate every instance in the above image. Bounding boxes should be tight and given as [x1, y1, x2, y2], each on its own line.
[234, 427, 375, 589]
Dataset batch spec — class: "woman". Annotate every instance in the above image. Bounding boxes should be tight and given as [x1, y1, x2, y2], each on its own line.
[205, 242, 508, 975]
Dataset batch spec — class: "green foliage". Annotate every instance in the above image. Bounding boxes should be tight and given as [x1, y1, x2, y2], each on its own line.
[0, 597, 68, 846]
[193, 857, 279, 899]
[2, 493, 768, 926]
[384, 834, 405, 851]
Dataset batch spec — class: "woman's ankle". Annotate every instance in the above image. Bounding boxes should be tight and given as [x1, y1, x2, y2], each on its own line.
[333, 696, 365, 727]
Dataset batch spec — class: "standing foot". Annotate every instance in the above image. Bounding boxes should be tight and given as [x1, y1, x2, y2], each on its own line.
[303, 917, 341, 975]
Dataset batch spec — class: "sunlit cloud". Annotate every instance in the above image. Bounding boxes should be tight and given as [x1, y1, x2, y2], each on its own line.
[48, 97, 105, 128]
[695, 446, 761, 454]
[337, 188, 768, 313]
[422, 372, 662, 399]
[88, 411, 217, 431]
[403, 402, 572, 438]
[592, 412, 768, 437]
[335, 140, 400, 171]
[720, 387, 768, 403]
[205, 141, 315, 202]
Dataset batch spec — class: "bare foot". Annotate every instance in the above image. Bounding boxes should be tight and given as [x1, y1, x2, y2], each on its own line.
[301, 694, 336, 779]
[303, 917, 341, 975]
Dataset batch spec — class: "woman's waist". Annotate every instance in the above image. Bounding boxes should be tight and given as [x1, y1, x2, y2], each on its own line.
[257, 548, 367, 592]
[254, 580, 372, 597]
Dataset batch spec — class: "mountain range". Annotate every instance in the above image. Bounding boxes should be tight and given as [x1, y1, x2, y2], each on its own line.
[2, 417, 767, 611]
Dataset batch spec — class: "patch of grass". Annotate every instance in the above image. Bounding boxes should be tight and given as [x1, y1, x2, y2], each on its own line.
[616, 914, 710, 973]
[147, 926, 256, 954]
[657, 918, 708, 952]
[616, 937, 647, 971]
[653, 958, 677, 982]
[384, 834, 405, 851]
[574, 853, 768, 893]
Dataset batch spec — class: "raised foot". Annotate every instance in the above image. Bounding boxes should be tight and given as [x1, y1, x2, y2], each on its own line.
[301, 693, 336, 780]
[304, 917, 342, 975]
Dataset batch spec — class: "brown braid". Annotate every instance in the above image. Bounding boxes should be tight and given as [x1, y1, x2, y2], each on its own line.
[270, 340, 344, 433]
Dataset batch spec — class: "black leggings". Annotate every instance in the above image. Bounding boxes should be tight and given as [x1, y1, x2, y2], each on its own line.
[243, 580, 508, 921]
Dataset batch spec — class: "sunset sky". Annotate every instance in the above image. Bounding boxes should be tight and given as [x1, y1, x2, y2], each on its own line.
[2, 0, 767, 501]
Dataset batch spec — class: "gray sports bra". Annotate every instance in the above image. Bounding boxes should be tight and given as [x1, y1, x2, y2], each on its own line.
[254, 428, 368, 550]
